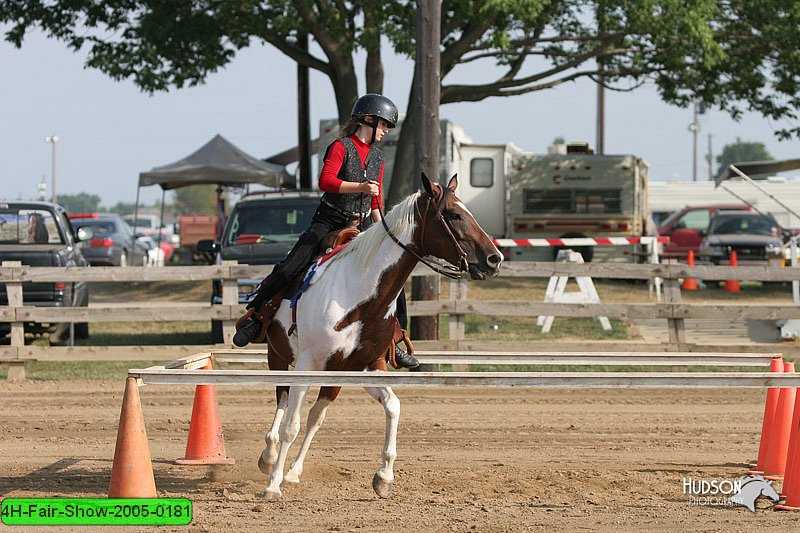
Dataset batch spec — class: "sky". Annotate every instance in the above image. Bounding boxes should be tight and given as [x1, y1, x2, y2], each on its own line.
[2, 30, 799, 207]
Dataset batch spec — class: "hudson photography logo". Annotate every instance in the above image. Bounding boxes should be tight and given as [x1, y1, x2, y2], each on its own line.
[682, 475, 780, 512]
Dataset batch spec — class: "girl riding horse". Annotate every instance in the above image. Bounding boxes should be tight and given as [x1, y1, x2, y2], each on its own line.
[233, 93, 418, 369]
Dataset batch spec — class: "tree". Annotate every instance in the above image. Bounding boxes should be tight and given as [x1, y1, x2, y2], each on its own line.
[716, 138, 773, 178]
[172, 185, 219, 215]
[56, 192, 101, 214]
[4, 1, 800, 203]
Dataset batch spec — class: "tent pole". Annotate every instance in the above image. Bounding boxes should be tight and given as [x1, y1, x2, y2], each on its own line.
[157, 189, 166, 252]
[133, 186, 141, 235]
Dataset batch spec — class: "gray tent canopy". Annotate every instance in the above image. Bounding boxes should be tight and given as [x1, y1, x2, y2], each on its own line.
[139, 134, 289, 190]
[714, 158, 800, 186]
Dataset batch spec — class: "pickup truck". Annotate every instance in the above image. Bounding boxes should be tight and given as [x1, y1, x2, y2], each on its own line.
[0, 201, 93, 343]
[197, 190, 322, 342]
[656, 204, 752, 260]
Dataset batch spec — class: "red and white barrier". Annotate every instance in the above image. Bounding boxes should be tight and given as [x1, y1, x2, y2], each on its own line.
[492, 236, 669, 247]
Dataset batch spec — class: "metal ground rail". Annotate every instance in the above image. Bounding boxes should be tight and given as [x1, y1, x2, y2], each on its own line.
[206, 349, 780, 367]
[126, 349, 799, 388]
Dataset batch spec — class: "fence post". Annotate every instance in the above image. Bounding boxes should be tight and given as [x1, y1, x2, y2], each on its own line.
[221, 260, 238, 345]
[663, 275, 686, 346]
[449, 277, 467, 370]
[3, 261, 26, 380]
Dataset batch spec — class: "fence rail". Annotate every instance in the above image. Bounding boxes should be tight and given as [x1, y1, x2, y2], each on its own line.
[2, 260, 800, 362]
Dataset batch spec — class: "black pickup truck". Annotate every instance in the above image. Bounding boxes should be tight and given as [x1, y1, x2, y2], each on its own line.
[0, 201, 93, 343]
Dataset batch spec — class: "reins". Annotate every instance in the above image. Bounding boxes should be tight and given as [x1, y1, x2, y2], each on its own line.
[377, 186, 468, 280]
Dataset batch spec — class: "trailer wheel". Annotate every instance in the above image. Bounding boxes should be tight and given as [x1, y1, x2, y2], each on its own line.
[553, 232, 594, 263]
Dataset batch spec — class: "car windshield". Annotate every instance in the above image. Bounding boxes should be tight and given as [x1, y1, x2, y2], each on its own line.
[225, 202, 317, 245]
[0, 209, 64, 244]
[709, 215, 777, 236]
[75, 219, 117, 235]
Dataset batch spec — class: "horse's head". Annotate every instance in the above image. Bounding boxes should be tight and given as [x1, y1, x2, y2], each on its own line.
[417, 173, 502, 280]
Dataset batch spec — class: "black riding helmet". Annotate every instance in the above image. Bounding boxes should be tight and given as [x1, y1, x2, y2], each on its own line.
[352, 94, 398, 129]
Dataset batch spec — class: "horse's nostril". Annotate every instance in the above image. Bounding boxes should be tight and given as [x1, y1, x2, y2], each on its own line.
[487, 253, 502, 266]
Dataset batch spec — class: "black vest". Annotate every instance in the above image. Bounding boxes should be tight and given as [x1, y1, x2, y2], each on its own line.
[321, 137, 383, 217]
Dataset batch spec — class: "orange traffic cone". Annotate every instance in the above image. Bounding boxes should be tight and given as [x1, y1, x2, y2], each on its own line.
[748, 357, 784, 473]
[682, 250, 698, 290]
[780, 384, 800, 498]
[764, 362, 797, 479]
[109, 377, 158, 497]
[175, 360, 235, 466]
[724, 251, 741, 293]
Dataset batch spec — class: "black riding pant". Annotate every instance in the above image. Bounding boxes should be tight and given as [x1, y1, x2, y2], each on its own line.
[247, 202, 348, 310]
[246, 201, 409, 331]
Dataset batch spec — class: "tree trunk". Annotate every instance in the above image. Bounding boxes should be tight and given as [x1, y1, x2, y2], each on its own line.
[329, 61, 359, 123]
[386, 81, 419, 206]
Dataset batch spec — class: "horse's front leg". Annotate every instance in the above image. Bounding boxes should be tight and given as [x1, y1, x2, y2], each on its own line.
[258, 387, 288, 476]
[263, 385, 309, 499]
[364, 384, 400, 499]
[285, 386, 341, 484]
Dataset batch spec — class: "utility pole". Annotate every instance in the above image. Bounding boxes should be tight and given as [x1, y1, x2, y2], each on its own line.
[689, 102, 699, 182]
[45, 134, 59, 203]
[411, 0, 442, 349]
[297, 33, 312, 189]
[706, 133, 713, 181]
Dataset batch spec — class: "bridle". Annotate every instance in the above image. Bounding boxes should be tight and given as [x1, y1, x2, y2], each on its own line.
[378, 186, 469, 279]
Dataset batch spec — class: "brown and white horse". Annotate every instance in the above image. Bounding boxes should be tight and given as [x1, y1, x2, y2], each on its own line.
[259, 174, 502, 499]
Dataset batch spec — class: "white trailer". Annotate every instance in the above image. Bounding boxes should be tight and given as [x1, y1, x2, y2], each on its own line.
[318, 119, 651, 261]
[649, 177, 800, 230]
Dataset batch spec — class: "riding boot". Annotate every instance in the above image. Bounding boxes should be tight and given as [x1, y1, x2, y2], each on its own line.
[394, 345, 420, 369]
[386, 322, 419, 369]
[232, 299, 280, 347]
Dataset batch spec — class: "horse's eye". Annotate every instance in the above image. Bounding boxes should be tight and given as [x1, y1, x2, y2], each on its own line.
[445, 211, 461, 221]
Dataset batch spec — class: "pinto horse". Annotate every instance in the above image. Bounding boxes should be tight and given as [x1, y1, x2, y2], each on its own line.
[258, 173, 502, 499]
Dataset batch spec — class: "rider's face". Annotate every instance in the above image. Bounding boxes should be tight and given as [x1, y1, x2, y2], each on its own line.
[374, 119, 390, 142]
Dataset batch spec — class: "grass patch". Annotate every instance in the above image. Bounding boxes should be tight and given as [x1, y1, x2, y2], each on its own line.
[438, 314, 630, 341]
[72, 321, 213, 346]
[0, 360, 164, 381]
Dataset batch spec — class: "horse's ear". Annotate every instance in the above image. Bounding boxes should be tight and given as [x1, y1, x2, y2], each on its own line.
[420, 173, 434, 196]
[447, 174, 458, 191]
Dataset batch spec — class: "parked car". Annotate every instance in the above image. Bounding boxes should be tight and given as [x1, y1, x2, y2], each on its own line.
[0, 201, 92, 342]
[68, 213, 148, 267]
[196, 190, 322, 342]
[123, 213, 177, 261]
[657, 204, 752, 260]
[698, 211, 791, 266]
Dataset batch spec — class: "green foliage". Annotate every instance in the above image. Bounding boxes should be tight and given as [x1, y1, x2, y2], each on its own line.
[107, 201, 138, 216]
[57, 192, 101, 214]
[173, 185, 219, 215]
[715, 138, 774, 177]
[4, 0, 800, 197]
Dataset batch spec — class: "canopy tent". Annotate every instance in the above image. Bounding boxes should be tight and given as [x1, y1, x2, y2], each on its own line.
[714, 158, 800, 186]
[136, 134, 291, 245]
[139, 134, 290, 189]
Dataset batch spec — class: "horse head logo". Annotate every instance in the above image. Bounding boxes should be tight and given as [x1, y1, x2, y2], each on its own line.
[728, 475, 780, 512]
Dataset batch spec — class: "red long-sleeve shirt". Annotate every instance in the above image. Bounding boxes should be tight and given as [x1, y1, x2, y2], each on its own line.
[318, 135, 384, 210]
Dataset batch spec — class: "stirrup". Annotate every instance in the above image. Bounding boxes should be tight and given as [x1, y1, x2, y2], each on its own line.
[234, 300, 279, 344]
[387, 323, 416, 370]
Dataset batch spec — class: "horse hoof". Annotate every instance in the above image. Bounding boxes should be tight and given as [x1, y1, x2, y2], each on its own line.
[257, 452, 273, 476]
[262, 489, 282, 500]
[371, 473, 393, 499]
[284, 470, 301, 484]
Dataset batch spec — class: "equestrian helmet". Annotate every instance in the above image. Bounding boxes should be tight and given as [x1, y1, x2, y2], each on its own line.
[352, 94, 398, 128]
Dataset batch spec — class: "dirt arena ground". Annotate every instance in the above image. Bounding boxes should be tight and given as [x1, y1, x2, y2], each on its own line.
[2, 380, 800, 531]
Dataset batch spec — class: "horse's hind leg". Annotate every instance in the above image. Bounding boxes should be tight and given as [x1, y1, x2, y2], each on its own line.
[364, 384, 400, 499]
[263, 384, 309, 499]
[285, 386, 341, 484]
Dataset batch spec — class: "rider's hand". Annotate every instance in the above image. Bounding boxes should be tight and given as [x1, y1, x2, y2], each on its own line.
[362, 181, 380, 196]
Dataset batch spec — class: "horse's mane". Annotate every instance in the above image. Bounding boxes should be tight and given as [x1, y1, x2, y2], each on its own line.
[337, 191, 421, 274]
